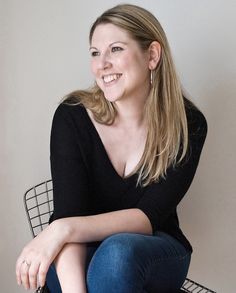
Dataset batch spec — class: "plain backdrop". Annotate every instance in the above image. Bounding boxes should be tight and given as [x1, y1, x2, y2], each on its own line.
[1, 0, 236, 292]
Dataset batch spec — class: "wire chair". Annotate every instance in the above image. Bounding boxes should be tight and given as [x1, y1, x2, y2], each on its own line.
[24, 180, 217, 293]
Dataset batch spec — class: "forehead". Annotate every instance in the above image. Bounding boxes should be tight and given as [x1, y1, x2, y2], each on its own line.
[91, 23, 132, 46]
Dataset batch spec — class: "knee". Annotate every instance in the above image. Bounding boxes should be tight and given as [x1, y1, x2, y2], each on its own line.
[87, 233, 142, 293]
[87, 233, 146, 292]
[87, 233, 141, 277]
[95, 233, 138, 267]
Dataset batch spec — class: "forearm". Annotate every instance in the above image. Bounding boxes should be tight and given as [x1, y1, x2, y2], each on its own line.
[54, 243, 87, 293]
[59, 208, 152, 244]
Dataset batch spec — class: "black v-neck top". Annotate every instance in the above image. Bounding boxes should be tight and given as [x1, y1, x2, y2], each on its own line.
[50, 100, 207, 252]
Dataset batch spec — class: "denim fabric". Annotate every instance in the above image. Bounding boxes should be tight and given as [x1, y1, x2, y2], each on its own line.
[46, 232, 191, 293]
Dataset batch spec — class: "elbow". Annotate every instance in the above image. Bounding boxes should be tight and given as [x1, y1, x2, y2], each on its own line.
[136, 209, 153, 235]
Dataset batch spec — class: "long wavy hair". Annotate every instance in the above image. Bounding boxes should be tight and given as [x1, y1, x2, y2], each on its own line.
[63, 4, 189, 186]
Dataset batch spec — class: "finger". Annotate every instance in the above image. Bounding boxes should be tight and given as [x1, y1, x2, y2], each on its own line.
[16, 258, 23, 285]
[38, 261, 50, 288]
[20, 261, 31, 290]
[28, 261, 40, 290]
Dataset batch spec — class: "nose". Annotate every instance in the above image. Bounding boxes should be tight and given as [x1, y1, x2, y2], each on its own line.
[97, 51, 112, 70]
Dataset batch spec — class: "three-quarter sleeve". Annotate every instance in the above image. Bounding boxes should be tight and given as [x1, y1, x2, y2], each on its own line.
[50, 104, 90, 220]
[136, 107, 208, 232]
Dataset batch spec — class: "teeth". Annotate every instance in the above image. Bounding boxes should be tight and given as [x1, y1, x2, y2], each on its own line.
[103, 74, 121, 83]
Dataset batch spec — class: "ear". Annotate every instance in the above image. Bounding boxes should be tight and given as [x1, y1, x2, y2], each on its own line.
[148, 41, 161, 70]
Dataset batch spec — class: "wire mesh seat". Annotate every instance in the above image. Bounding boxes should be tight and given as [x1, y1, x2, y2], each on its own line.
[24, 179, 216, 293]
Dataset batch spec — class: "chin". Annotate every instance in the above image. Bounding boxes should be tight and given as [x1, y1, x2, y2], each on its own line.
[104, 92, 123, 103]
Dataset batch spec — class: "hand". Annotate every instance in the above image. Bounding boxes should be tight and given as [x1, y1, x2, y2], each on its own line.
[16, 220, 68, 290]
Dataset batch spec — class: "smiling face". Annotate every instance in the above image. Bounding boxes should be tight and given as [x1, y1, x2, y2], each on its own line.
[90, 23, 152, 103]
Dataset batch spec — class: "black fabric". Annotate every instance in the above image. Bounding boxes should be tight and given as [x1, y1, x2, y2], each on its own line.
[49, 99, 207, 253]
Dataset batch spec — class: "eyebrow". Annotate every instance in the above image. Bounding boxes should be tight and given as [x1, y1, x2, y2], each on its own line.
[89, 41, 128, 51]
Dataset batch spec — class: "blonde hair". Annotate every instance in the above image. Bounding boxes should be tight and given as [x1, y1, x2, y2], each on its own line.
[63, 4, 189, 186]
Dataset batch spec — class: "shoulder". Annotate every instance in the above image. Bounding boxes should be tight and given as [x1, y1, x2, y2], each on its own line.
[184, 98, 208, 138]
[50, 102, 91, 142]
[50, 102, 93, 158]
[54, 101, 85, 118]
[52, 102, 87, 127]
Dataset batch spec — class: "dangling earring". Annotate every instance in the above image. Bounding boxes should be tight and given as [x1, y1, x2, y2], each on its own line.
[150, 70, 153, 85]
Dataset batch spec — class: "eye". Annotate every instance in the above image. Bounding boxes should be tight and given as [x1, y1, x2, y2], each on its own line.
[90, 51, 100, 57]
[111, 46, 123, 52]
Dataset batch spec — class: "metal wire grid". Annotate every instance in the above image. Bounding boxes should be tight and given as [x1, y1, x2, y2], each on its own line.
[182, 278, 216, 293]
[24, 180, 216, 293]
[24, 179, 53, 238]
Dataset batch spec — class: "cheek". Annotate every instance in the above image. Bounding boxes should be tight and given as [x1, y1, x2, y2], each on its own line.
[123, 52, 147, 71]
[90, 60, 97, 76]
[118, 54, 131, 68]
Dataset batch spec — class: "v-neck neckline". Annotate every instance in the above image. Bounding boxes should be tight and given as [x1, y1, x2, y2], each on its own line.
[80, 106, 137, 184]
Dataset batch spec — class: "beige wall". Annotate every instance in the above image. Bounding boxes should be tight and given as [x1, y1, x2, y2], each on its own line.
[1, 1, 235, 292]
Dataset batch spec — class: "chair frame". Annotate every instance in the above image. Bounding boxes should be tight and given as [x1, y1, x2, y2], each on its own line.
[24, 179, 216, 293]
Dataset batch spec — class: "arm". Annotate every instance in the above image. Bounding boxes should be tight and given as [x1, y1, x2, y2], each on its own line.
[54, 243, 87, 293]
[16, 104, 92, 291]
[50, 104, 91, 221]
[55, 208, 152, 244]
[47, 104, 92, 292]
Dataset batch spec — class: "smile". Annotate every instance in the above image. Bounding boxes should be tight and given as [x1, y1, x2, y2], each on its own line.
[103, 74, 122, 84]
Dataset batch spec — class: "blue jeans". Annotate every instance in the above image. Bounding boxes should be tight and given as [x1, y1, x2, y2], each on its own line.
[46, 232, 191, 293]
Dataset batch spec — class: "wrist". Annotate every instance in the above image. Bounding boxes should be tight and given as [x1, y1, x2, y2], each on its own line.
[50, 218, 73, 244]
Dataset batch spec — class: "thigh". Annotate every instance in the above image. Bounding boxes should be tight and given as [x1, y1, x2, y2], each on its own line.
[87, 232, 191, 293]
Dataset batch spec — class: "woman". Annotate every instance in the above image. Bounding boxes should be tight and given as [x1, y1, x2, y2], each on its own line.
[16, 4, 207, 293]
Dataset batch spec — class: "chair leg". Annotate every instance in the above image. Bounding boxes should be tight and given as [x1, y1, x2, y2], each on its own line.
[35, 285, 50, 293]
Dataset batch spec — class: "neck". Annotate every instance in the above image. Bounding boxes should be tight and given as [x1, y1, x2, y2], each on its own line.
[114, 100, 145, 128]
[114, 91, 149, 128]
